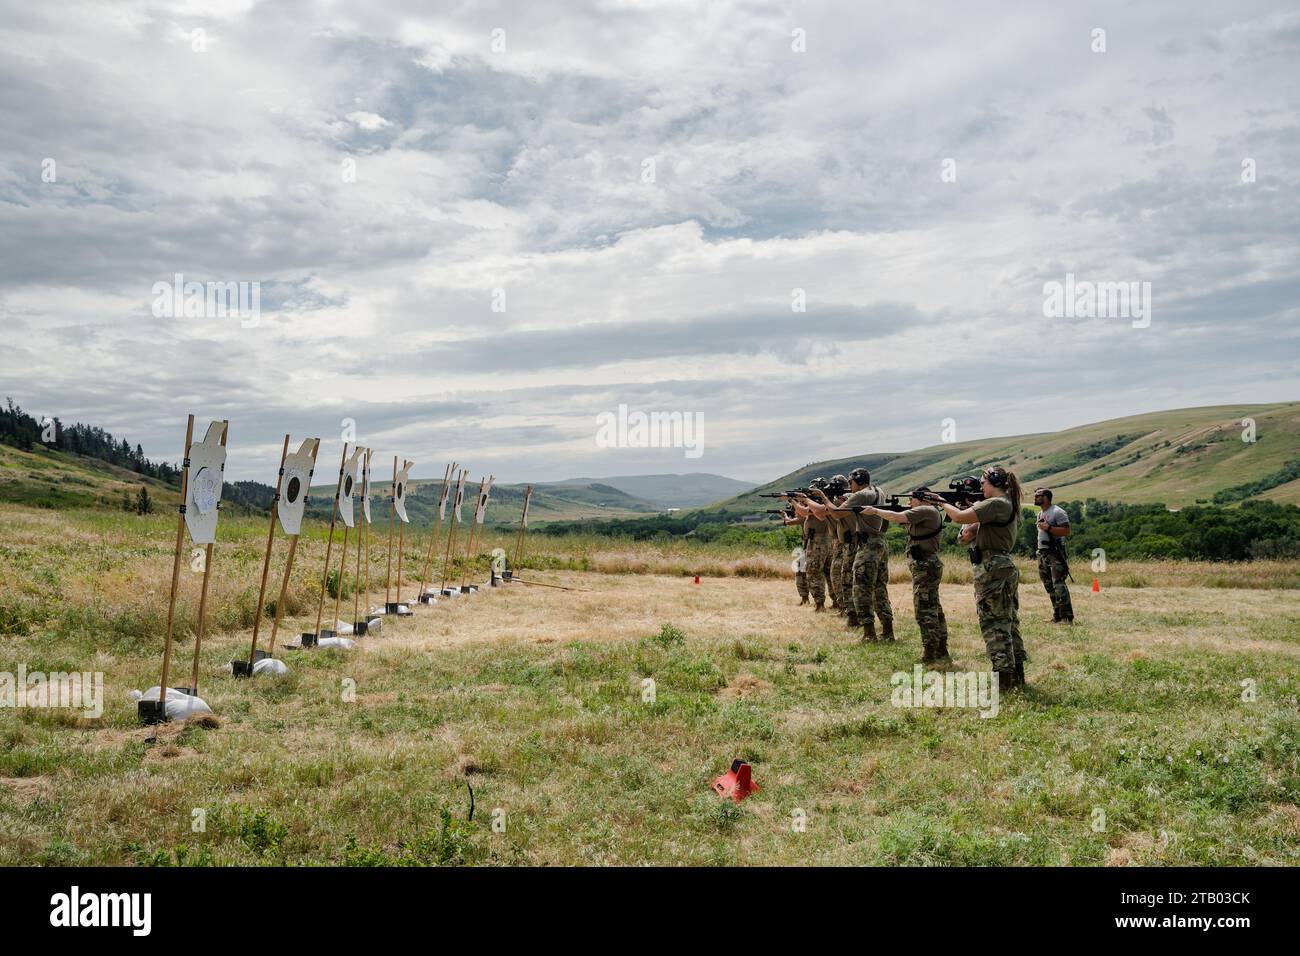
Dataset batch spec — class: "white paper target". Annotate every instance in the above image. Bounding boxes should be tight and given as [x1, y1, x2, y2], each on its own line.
[277, 438, 318, 536]
[361, 454, 372, 525]
[184, 421, 226, 545]
[393, 459, 414, 523]
[474, 475, 495, 525]
[339, 446, 363, 528]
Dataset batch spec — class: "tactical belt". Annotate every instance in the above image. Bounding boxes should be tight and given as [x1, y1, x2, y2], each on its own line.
[909, 526, 942, 542]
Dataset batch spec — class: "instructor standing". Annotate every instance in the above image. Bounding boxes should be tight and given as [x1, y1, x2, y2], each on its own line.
[1033, 488, 1074, 624]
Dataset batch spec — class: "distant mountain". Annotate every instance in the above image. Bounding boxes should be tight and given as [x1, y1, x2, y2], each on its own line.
[551, 473, 756, 508]
[707, 402, 1300, 517]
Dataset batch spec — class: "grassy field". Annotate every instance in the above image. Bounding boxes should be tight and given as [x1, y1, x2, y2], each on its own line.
[1, 504, 1298, 866]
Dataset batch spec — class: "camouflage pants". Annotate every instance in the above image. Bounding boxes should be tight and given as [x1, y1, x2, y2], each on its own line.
[1037, 550, 1074, 621]
[805, 533, 832, 606]
[829, 541, 845, 606]
[973, 554, 1023, 672]
[840, 538, 858, 610]
[851, 536, 893, 627]
[910, 554, 948, 652]
[795, 570, 809, 600]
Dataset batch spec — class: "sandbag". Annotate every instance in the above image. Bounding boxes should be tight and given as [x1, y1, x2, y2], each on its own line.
[130, 686, 214, 720]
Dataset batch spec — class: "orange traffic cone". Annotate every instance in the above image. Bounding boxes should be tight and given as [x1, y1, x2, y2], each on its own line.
[712, 759, 760, 803]
[1092, 578, 1100, 593]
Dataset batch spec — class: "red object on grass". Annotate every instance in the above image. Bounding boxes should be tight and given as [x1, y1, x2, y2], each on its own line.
[1092, 578, 1100, 592]
[693, 575, 700, 584]
[712, 759, 760, 803]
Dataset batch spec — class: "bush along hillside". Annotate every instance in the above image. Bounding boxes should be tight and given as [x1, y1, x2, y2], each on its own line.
[538, 497, 1300, 563]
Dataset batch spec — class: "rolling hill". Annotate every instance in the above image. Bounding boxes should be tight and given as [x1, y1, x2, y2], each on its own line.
[550, 473, 755, 508]
[0, 444, 661, 526]
[708, 402, 1300, 517]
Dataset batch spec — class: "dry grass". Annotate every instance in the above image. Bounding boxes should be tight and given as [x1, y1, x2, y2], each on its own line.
[0, 503, 1298, 866]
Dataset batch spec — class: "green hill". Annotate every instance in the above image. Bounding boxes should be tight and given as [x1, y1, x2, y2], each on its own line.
[709, 402, 1300, 516]
[551, 473, 756, 508]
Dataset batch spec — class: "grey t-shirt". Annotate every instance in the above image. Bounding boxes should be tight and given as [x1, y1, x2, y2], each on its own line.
[1037, 503, 1070, 547]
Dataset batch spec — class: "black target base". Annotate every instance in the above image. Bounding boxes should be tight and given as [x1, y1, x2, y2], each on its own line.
[232, 649, 272, 678]
[137, 700, 168, 725]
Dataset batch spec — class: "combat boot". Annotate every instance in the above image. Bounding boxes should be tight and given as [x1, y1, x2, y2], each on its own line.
[920, 645, 936, 664]
[798, 597, 809, 606]
[1014, 659, 1026, 687]
[861, 623, 878, 644]
[997, 670, 1015, 694]
[880, 621, 895, 642]
[936, 635, 952, 663]
[844, 612, 860, 629]
[814, 603, 826, 613]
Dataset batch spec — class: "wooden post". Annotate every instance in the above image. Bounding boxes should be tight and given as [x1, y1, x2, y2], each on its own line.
[512, 484, 533, 572]
[361, 449, 372, 614]
[189, 419, 228, 693]
[353, 451, 367, 624]
[158, 414, 196, 704]
[333, 520, 349, 632]
[439, 470, 463, 594]
[267, 439, 320, 655]
[247, 435, 290, 663]
[460, 476, 485, 590]
[384, 456, 397, 606]
[395, 460, 408, 604]
[418, 462, 453, 598]
[312, 444, 349, 638]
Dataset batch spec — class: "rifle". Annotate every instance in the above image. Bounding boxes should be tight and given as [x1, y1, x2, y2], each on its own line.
[758, 487, 815, 499]
[831, 493, 909, 514]
[919, 476, 985, 509]
[765, 508, 795, 519]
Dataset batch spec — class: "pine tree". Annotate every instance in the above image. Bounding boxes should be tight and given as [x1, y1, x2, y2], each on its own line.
[135, 486, 154, 515]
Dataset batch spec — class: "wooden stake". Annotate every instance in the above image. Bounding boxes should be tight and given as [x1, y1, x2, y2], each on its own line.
[512, 484, 533, 572]
[439, 470, 463, 593]
[384, 456, 397, 606]
[267, 438, 320, 655]
[333, 520, 349, 632]
[312, 444, 349, 638]
[158, 414, 196, 704]
[248, 436, 290, 663]
[353, 450, 367, 624]
[189, 419, 228, 693]
[460, 476, 485, 590]
[418, 462, 453, 598]
[361, 449, 372, 614]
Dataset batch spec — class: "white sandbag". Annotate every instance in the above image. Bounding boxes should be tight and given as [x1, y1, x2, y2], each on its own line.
[316, 636, 355, 650]
[252, 658, 288, 676]
[131, 686, 213, 720]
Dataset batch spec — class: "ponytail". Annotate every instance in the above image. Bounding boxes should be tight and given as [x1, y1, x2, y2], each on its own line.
[1005, 470, 1022, 514]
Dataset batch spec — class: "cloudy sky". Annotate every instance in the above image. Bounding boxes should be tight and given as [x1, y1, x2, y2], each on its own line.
[2, 0, 1298, 483]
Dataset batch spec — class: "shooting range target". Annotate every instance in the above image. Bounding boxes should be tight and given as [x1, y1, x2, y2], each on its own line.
[184, 420, 227, 545]
[278, 438, 319, 536]
[339, 446, 363, 528]
[393, 459, 414, 523]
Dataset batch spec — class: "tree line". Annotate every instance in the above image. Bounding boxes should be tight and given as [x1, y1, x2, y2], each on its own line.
[2, 398, 181, 485]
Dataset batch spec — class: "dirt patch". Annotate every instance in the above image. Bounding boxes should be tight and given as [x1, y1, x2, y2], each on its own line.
[0, 776, 54, 805]
[719, 674, 772, 699]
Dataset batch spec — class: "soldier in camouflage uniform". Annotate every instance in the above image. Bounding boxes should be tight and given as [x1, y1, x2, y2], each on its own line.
[810, 468, 893, 641]
[826, 476, 850, 613]
[783, 506, 810, 605]
[861, 488, 950, 662]
[1032, 488, 1074, 623]
[930, 466, 1025, 691]
[791, 478, 833, 612]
